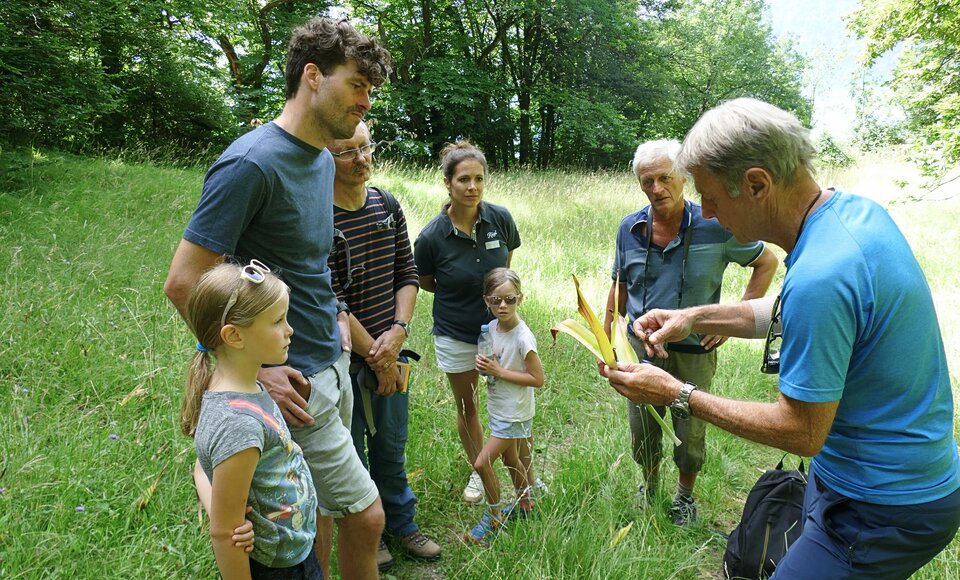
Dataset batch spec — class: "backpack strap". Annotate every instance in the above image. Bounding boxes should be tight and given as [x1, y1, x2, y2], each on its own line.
[370, 186, 400, 219]
[331, 187, 401, 292]
[776, 452, 806, 473]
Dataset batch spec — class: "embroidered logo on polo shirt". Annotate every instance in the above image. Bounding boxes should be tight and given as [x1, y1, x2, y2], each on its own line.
[487, 231, 498, 239]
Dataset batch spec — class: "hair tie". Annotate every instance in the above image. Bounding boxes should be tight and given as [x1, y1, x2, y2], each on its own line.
[196, 341, 209, 353]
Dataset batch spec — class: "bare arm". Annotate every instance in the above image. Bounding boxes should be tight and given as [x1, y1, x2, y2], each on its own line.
[209, 448, 259, 580]
[476, 351, 545, 387]
[367, 283, 417, 368]
[633, 302, 759, 359]
[602, 281, 628, 338]
[194, 460, 254, 553]
[602, 362, 836, 456]
[741, 246, 778, 301]
[505, 250, 514, 268]
[164, 239, 224, 319]
[700, 246, 779, 350]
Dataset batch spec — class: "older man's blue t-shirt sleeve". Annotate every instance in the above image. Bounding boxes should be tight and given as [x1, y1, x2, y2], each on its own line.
[778, 252, 865, 403]
[184, 156, 268, 256]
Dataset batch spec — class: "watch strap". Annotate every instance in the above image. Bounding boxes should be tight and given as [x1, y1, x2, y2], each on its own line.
[392, 320, 410, 337]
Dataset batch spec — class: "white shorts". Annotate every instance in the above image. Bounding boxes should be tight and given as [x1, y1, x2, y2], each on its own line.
[433, 335, 479, 374]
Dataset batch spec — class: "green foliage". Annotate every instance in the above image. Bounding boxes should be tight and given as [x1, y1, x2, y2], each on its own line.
[653, 0, 812, 136]
[1, 0, 812, 168]
[816, 133, 856, 168]
[0, 1, 236, 156]
[851, 0, 960, 174]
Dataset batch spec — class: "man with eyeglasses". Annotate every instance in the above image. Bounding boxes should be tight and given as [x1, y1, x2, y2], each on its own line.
[328, 121, 441, 570]
[603, 99, 960, 578]
[164, 18, 392, 580]
[603, 139, 778, 526]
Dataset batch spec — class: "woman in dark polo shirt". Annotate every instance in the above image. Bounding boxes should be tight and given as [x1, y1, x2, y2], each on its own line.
[414, 140, 521, 505]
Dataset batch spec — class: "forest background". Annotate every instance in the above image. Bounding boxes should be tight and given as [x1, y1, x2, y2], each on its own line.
[5, 0, 959, 172]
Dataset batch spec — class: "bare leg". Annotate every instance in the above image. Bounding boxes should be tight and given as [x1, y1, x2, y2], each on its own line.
[516, 438, 534, 501]
[448, 370, 484, 465]
[474, 436, 513, 506]
[314, 513, 332, 580]
[679, 470, 698, 492]
[336, 497, 385, 580]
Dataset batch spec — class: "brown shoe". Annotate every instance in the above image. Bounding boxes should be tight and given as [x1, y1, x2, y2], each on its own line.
[377, 538, 394, 571]
[398, 530, 441, 561]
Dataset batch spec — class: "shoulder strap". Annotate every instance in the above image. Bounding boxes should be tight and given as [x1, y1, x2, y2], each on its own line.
[370, 186, 400, 218]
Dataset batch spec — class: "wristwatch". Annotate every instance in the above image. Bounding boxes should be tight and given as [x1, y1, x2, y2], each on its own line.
[392, 320, 410, 337]
[336, 301, 350, 317]
[669, 382, 698, 419]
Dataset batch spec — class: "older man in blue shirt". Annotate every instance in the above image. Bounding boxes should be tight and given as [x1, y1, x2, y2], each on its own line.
[603, 139, 778, 526]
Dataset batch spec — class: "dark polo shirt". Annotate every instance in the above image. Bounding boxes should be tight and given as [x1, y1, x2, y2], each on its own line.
[414, 201, 521, 344]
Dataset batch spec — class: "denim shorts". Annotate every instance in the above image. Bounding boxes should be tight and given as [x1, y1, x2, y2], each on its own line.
[290, 351, 379, 518]
[489, 416, 533, 439]
[433, 335, 478, 374]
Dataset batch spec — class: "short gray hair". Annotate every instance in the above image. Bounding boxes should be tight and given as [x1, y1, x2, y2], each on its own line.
[676, 98, 815, 197]
[632, 139, 682, 181]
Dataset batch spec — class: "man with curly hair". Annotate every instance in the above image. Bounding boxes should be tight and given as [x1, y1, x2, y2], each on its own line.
[166, 18, 394, 579]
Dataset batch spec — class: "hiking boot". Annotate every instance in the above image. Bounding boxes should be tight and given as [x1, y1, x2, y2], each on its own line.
[463, 471, 484, 504]
[398, 530, 441, 561]
[671, 495, 698, 526]
[377, 538, 394, 571]
[464, 510, 505, 546]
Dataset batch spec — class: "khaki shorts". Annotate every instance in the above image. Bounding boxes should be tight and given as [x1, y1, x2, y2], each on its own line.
[290, 351, 379, 517]
[627, 334, 716, 474]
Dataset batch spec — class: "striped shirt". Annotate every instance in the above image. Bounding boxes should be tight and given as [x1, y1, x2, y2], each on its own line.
[330, 187, 418, 337]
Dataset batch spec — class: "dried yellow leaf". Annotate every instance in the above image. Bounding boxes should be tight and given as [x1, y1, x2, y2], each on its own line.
[610, 521, 634, 547]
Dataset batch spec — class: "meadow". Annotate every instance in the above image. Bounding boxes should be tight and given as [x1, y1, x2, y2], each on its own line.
[0, 147, 957, 579]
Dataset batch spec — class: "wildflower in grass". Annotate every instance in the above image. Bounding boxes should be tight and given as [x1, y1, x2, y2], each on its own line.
[76, 505, 85, 512]
[109, 433, 119, 440]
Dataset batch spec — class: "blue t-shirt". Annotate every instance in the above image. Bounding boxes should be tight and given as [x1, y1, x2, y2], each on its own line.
[780, 191, 959, 505]
[613, 200, 764, 349]
[184, 122, 340, 377]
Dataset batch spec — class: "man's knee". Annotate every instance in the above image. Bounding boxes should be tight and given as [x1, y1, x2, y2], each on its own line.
[342, 499, 385, 537]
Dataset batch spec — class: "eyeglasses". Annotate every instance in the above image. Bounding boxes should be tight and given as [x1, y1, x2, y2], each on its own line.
[330, 142, 377, 159]
[484, 294, 521, 306]
[221, 259, 271, 328]
[761, 294, 782, 374]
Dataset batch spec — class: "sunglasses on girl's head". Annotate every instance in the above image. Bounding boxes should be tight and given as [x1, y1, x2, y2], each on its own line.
[220, 259, 271, 327]
[485, 294, 521, 306]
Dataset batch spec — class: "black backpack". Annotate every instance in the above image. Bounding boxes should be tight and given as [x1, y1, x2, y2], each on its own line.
[723, 457, 807, 579]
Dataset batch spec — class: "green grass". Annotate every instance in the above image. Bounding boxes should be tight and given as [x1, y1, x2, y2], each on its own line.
[1, 147, 957, 578]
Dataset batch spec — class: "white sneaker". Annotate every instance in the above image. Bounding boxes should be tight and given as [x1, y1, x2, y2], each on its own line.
[463, 471, 484, 504]
[533, 477, 549, 497]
